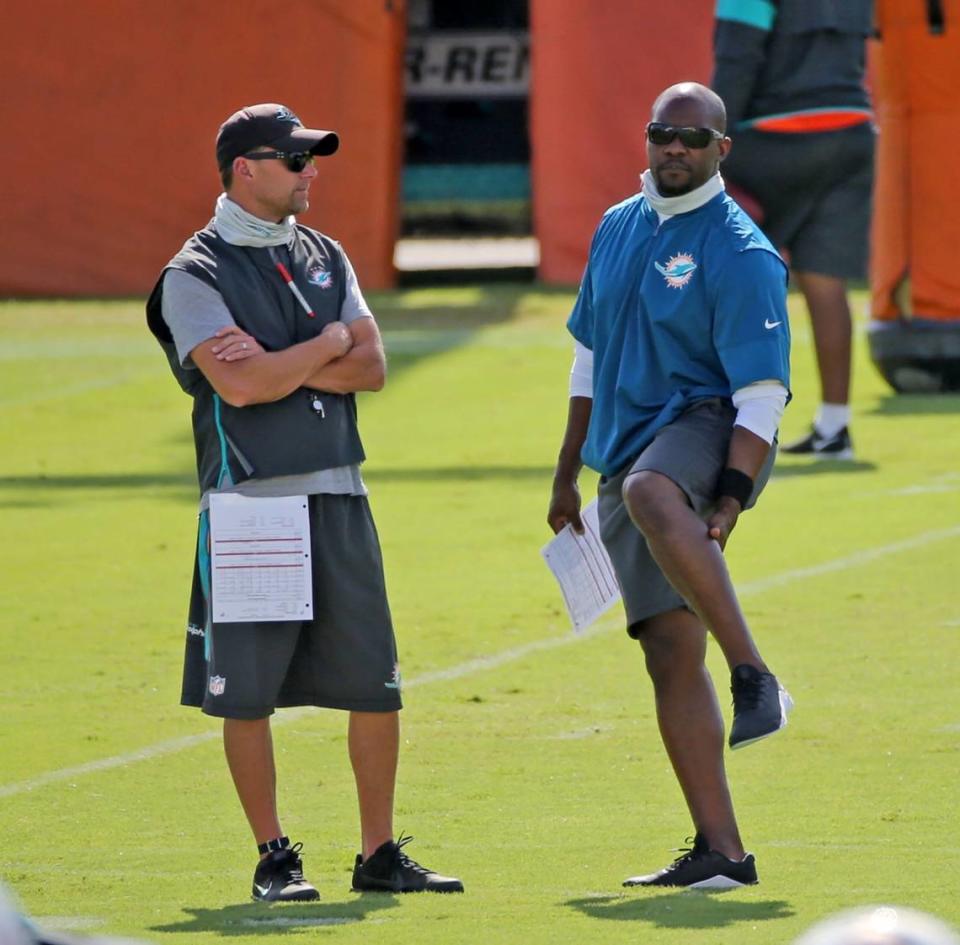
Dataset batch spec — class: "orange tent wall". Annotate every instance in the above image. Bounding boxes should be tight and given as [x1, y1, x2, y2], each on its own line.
[0, 0, 405, 297]
[870, 0, 960, 321]
[530, 0, 715, 285]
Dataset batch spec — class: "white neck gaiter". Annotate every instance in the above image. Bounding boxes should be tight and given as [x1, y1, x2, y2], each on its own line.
[640, 169, 725, 217]
[213, 193, 296, 248]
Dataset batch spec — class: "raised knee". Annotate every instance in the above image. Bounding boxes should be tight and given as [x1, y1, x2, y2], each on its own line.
[622, 471, 672, 533]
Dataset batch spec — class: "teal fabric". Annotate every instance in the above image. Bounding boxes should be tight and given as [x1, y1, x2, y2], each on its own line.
[403, 163, 530, 201]
[212, 394, 233, 490]
[715, 0, 776, 31]
[197, 510, 212, 661]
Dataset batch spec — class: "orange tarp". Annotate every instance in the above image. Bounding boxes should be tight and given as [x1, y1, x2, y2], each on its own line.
[871, 0, 960, 321]
[530, 0, 715, 285]
[1, 1, 405, 296]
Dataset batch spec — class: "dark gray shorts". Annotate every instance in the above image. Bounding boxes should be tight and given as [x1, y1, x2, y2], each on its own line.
[722, 122, 875, 279]
[597, 399, 776, 637]
[181, 493, 402, 719]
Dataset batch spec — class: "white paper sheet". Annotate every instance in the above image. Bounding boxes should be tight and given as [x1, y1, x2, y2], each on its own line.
[209, 493, 313, 623]
[541, 499, 621, 633]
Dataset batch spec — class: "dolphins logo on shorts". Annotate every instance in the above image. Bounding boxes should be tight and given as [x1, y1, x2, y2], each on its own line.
[655, 253, 698, 289]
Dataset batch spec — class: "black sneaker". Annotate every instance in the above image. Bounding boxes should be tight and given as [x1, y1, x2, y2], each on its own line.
[623, 833, 758, 889]
[252, 842, 320, 902]
[351, 834, 464, 893]
[780, 425, 854, 460]
[729, 664, 793, 750]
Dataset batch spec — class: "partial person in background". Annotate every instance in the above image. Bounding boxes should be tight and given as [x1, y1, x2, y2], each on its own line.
[793, 905, 960, 945]
[712, 0, 875, 460]
[0, 882, 149, 944]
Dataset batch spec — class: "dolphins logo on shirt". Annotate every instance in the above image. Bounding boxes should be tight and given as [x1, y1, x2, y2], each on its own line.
[655, 253, 698, 289]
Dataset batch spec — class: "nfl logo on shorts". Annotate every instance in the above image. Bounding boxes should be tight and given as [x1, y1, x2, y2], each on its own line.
[208, 675, 226, 696]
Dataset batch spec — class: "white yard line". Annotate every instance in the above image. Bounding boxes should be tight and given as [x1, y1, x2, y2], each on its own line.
[2, 524, 957, 800]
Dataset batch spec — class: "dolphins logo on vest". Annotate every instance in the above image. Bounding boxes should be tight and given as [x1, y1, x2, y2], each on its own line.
[308, 266, 334, 289]
[655, 253, 698, 289]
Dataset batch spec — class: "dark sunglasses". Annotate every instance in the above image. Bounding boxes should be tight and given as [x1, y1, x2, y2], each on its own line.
[646, 122, 724, 149]
[243, 150, 315, 173]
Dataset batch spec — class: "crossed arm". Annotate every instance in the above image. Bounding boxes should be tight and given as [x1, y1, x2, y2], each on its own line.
[190, 317, 386, 408]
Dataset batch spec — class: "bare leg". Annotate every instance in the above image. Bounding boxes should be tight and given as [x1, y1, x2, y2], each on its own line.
[794, 270, 853, 407]
[223, 717, 282, 852]
[637, 609, 744, 859]
[349, 711, 399, 860]
[623, 471, 765, 672]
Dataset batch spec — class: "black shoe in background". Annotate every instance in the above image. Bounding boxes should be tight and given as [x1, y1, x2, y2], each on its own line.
[781, 425, 854, 460]
[729, 664, 793, 750]
[252, 842, 320, 902]
[623, 833, 758, 889]
[351, 834, 464, 893]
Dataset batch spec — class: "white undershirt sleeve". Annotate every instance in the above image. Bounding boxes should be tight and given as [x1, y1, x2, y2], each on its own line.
[569, 340, 594, 398]
[731, 380, 789, 444]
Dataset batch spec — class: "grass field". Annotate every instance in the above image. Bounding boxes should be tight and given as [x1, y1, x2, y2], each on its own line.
[1, 285, 959, 944]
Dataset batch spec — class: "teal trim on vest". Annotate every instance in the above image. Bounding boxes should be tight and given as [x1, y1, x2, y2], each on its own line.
[716, 0, 775, 31]
[212, 394, 233, 489]
[197, 510, 212, 661]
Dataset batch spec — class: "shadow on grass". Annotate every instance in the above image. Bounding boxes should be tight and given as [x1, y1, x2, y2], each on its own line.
[867, 393, 960, 416]
[151, 895, 399, 937]
[566, 892, 794, 928]
[0, 473, 196, 490]
[0, 472, 199, 507]
[0, 465, 555, 495]
[366, 465, 554, 483]
[771, 460, 877, 478]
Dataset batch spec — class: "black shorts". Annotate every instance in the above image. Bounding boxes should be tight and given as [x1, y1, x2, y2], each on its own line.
[597, 399, 776, 635]
[722, 122, 875, 279]
[180, 493, 402, 719]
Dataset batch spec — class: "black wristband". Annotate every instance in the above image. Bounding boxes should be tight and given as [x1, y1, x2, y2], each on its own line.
[716, 468, 754, 508]
[258, 836, 290, 855]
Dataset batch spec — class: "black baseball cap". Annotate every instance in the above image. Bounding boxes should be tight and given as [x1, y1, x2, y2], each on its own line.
[216, 103, 339, 169]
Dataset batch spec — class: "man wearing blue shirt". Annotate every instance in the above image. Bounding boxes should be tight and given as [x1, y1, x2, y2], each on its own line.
[548, 82, 793, 889]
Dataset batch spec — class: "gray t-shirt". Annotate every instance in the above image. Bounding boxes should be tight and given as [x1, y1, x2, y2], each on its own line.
[160, 247, 371, 502]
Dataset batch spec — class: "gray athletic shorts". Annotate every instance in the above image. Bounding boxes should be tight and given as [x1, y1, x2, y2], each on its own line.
[181, 493, 402, 719]
[597, 399, 776, 637]
[722, 122, 875, 279]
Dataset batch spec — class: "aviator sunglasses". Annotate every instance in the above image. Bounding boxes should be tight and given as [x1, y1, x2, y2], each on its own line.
[646, 122, 724, 149]
[243, 150, 316, 173]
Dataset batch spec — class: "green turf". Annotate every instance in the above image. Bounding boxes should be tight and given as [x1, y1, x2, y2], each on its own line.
[1, 287, 958, 944]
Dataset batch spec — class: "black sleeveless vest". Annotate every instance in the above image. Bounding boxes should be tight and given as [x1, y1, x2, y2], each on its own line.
[146, 223, 365, 494]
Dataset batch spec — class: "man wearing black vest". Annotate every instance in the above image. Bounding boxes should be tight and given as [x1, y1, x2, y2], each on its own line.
[147, 103, 462, 901]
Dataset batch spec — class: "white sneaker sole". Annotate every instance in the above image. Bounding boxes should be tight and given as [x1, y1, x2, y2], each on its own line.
[622, 874, 754, 890]
[814, 447, 855, 461]
[730, 687, 794, 751]
[688, 874, 754, 890]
